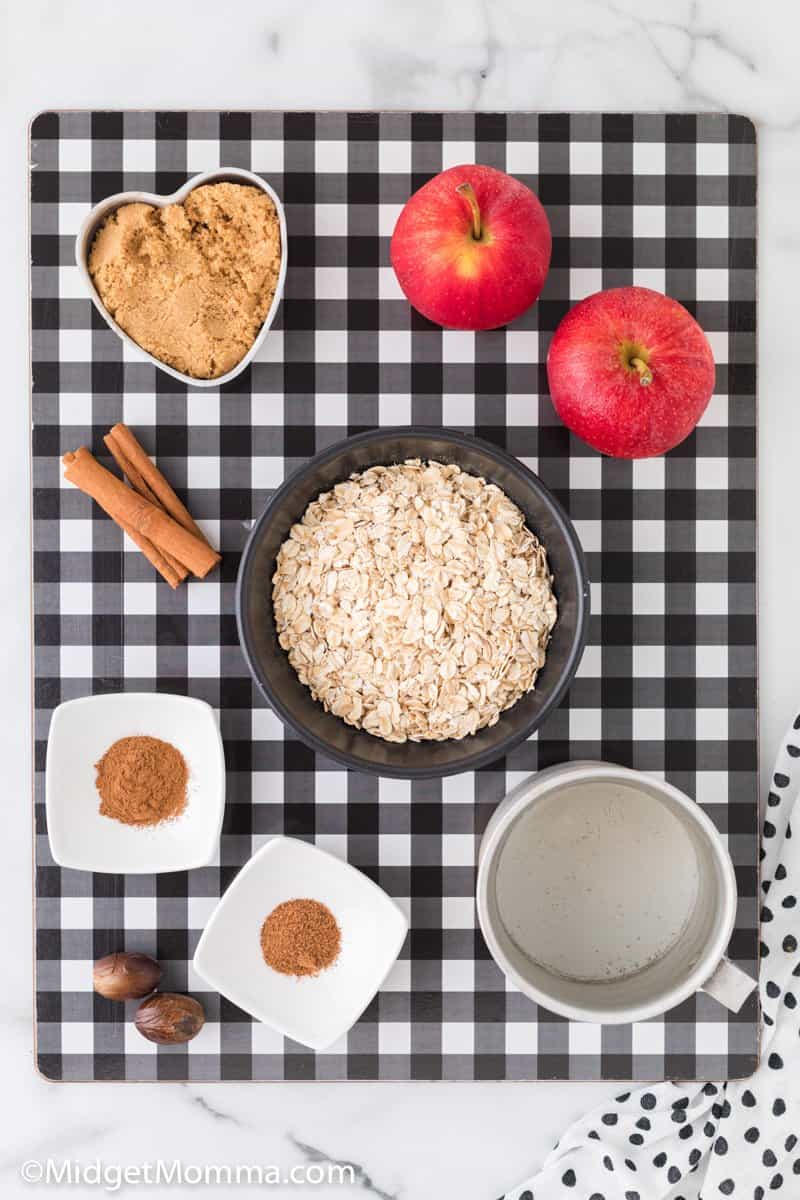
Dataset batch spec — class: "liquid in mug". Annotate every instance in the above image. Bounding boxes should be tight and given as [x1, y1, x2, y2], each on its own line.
[495, 781, 700, 982]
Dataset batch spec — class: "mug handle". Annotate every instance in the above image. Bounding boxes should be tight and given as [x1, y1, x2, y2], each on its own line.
[701, 957, 757, 1013]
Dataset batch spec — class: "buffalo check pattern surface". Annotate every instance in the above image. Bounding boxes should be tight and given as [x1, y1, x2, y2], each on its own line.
[30, 111, 758, 1081]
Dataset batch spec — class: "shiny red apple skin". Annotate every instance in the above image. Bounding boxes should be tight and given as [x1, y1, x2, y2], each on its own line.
[390, 164, 552, 331]
[546, 287, 716, 458]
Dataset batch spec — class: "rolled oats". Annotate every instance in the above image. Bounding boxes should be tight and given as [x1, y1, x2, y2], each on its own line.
[272, 460, 557, 743]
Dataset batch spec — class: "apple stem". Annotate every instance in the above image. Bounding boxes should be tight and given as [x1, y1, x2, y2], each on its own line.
[456, 182, 482, 240]
[630, 356, 653, 386]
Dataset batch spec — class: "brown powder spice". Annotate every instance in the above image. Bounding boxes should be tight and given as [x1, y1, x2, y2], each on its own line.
[95, 735, 188, 827]
[260, 899, 341, 977]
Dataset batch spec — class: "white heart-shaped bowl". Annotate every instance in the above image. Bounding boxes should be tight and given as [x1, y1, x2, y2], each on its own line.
[75, 167, 288, 389]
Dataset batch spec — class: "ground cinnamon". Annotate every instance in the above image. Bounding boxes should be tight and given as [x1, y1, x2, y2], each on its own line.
[260, 899, 341, 977]
[95, 735, 188, 827]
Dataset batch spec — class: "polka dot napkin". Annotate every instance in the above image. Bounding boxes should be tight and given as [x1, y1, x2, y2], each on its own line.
[503, 713, 800, 1200]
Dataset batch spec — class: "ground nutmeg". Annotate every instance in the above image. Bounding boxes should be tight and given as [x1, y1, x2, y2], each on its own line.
[95, 735, 188, 827]
[260, 899, 341, 977]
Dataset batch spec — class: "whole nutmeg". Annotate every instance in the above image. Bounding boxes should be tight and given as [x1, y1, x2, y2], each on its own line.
[93, 952, 161, 1001]
[134, 993, 205, 1045]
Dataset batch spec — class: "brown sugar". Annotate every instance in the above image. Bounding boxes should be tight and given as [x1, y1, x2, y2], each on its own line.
[89, 182, 281, 379]
[95, 735, 188, 827]
[260, 899, 341, 977]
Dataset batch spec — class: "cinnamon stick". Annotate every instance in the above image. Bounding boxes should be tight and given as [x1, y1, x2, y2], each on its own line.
[120, 515, 188, 586]
[62, 447, 185, 588]
[103, 433, 189, 583]
[116, 518, 184, 589]
[105, 424, 212, 549]
[63, 448, 220, 579]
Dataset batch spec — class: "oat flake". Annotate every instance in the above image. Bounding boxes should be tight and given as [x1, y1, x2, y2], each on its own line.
[271, 460, 557, 743]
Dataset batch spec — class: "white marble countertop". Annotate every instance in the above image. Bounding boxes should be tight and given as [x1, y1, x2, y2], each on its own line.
[3, 0, 798, 1195]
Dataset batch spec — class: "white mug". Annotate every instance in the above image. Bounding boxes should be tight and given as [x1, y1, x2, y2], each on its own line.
[476, 761, 757, 1024]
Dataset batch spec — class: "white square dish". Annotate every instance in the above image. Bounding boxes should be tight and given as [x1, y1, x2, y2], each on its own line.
[74, 167, 287, 389]
[45, 693, 226, 873]
[193, 836, 408, 1050]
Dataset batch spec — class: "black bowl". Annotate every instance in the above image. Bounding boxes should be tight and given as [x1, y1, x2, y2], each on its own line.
[236, 428, 590, 778]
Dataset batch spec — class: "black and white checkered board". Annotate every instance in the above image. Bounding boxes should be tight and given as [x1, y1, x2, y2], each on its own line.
[31, 112, 758, 1081]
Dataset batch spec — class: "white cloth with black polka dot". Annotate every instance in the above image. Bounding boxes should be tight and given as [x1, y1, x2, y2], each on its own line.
[503, 712, 800, 1200]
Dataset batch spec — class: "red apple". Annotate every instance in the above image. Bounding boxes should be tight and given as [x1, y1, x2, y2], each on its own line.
[546, 287, 716, 458]
[390, 164, 551, 331]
